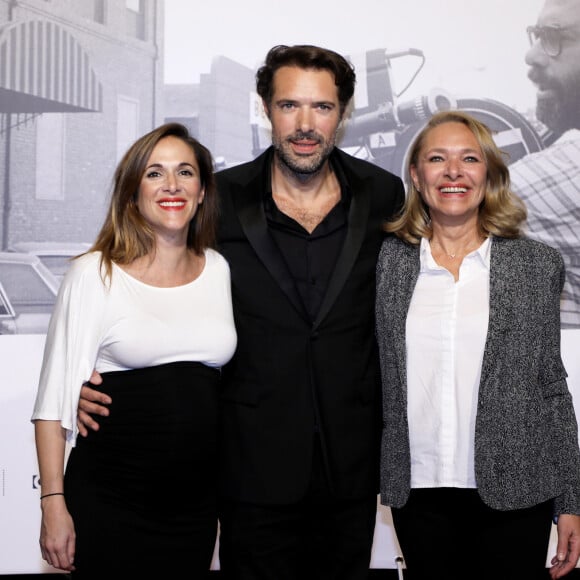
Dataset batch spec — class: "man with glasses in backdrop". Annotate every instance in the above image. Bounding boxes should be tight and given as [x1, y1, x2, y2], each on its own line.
[509, 4, 580, 576]
[509, 0, 580, 329]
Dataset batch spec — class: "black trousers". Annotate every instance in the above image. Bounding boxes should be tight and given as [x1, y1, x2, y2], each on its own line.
[218, 441, 377, 580]
[391, 488, 553, 580]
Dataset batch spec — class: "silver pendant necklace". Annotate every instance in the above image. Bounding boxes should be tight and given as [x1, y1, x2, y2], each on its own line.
[431, 238, 483, 260]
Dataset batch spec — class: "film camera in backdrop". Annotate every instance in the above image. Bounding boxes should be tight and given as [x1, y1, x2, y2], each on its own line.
[251, 47, 552, 177]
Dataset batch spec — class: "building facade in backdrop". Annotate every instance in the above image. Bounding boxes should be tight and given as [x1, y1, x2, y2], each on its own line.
[0, 0, 164, 250]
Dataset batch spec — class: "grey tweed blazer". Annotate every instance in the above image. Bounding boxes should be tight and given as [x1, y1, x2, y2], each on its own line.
[375, 235, 580, 514]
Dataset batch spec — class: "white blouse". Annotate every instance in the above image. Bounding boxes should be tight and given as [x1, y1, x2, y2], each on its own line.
[406, 237, 490, 489]
[31, 249, 237, 445]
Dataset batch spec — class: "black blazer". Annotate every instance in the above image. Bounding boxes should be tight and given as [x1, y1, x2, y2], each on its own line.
[216, 147, 405, 504]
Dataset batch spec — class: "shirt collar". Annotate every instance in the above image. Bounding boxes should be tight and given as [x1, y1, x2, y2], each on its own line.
[419, 235, 492, 272]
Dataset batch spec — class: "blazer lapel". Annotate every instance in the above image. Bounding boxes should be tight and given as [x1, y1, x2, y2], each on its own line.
[231, 168, 308, 320]
[480, 239, 517, 386]
[313, 176, 371, 328]
[393, 244, 420, 388]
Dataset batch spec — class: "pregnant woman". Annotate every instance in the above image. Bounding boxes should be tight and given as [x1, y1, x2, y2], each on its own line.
[31, 122, 237, 578]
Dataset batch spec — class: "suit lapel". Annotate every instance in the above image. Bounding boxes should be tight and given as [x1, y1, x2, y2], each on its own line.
[232, 148, 380, 327]
[313, 174, 371, 328]
[231, 163, 308, 319]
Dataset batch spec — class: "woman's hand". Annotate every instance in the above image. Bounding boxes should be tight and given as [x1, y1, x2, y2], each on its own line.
[550, 514, 580, 579]
[39, 495, 76, 572]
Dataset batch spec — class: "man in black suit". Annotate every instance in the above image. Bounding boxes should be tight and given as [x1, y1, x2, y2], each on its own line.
[77, 44, 404, 579]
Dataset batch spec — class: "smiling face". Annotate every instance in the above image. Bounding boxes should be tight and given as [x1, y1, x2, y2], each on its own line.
[410, 121, 487, 226]
[137, 135, 205, 244]
[266, 66, 342, 176]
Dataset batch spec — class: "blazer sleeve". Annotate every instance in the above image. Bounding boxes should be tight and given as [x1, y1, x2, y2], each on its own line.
[546, 251, 580, 515]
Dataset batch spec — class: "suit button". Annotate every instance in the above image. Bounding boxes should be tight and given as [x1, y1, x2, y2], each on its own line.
[311, 331, 319, 340]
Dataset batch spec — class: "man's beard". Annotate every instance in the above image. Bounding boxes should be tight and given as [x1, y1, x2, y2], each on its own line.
[272, 131, 336, 178]
[536, 82, 580, 136]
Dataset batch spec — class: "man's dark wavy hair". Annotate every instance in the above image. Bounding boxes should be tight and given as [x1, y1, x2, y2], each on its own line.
[256, 44, 356, 117]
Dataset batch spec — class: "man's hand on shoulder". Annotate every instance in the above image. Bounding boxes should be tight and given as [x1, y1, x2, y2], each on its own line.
[77, 370, 110, 437]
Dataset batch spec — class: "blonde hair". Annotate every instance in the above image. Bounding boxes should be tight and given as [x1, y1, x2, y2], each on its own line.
[385, 110, 527, 244]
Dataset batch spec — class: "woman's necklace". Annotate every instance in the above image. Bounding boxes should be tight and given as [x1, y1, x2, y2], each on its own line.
[430, 237, 484, 260]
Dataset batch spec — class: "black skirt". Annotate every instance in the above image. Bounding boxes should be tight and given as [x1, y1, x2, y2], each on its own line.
[64, 361, 220, 577]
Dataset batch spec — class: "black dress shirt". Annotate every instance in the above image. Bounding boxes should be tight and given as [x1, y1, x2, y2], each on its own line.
[264, 162, 351, 323]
